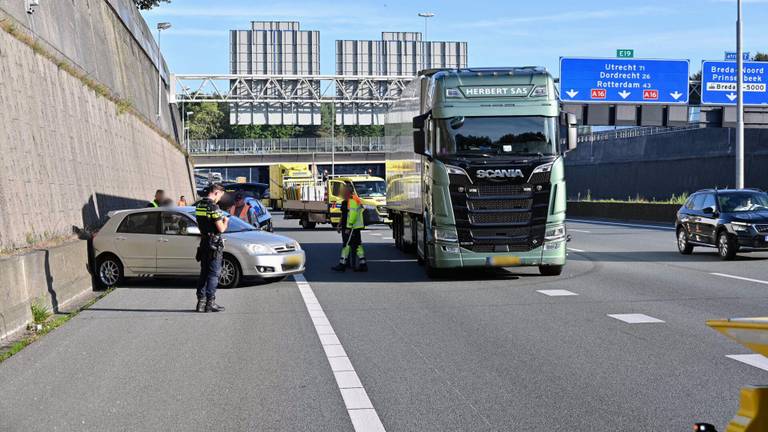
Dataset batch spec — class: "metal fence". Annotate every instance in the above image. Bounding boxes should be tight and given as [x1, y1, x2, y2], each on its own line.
[577, 125, 703, 144]
[189, 137, 386, 155]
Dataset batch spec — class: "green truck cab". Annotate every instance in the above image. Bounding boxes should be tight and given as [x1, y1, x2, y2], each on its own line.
[385, 67, 577, 277]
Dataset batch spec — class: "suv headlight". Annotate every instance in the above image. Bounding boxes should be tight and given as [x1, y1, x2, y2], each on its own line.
[545, 224, 566, 241]
[434, 227, 458, 242]
[246, 244, 273, 255]
[731, 222, 751, 232]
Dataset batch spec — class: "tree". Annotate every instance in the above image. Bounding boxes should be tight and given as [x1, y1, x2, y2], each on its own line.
[134, 0, 171, 9]
[188, 102, 224, 140]
[753, 52, 768, 61]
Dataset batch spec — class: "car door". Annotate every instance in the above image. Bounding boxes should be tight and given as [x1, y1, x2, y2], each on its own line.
[156, 211, 200, 275]
[686, 193, 706, 242]
[114, 212, 160, 273]
[698, 192, 719, 245]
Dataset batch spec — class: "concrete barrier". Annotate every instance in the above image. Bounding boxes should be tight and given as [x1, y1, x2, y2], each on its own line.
[567, 201, 679, 224]
[0, 241, 91, 340]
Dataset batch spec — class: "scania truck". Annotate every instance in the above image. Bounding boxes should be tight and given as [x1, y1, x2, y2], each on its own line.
[385, 67, 577, 277]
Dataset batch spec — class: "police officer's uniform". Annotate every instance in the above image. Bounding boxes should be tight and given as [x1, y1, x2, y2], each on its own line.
[195, 197, 225, 312]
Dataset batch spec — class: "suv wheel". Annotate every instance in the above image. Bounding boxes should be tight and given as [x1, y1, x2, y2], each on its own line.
[717, 231, 738, 261]
[677, 228, 694, 255]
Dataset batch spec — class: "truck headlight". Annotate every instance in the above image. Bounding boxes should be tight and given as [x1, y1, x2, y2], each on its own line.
[246, 244, 273, 255]
[731, 222, 751, 232]
[545, 224, 566, 241]
[434, 227, 458, 242]
[532, 162, 553, 174]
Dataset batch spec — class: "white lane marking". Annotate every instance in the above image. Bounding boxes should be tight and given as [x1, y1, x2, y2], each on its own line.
[567, 218, 675, 231]
[569, 229, 591, 233]
[711, 273, 768, 286]
[608, 313, 665, 324]
[367, 259, 418, 263]
[383, 237, 394, 240]
[537, 289, 579, 297]
[726, 354, 768, 372]
[369, 233, 382, 236]
[294, 274, 386, 432]
[567, 247, 586, 253]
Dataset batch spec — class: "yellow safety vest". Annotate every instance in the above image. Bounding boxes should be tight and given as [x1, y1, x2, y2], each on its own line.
[346, 196, 365, 230]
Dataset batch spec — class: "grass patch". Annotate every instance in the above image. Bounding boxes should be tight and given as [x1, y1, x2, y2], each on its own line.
[573, 191, 689, 205]
[30, 302, 51, 324]
[0, 288, 113, 364]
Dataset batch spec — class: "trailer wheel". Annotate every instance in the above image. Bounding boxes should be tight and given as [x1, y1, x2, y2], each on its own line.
[300, 217, 316, 230]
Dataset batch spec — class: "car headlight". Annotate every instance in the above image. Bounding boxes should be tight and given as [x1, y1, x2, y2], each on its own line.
[292, 241, 302, 251]
[245, 243, 273, 255]
[434, 227, 458, 242]
[545, 224, 566, 241]
[731, 222, 751, 232]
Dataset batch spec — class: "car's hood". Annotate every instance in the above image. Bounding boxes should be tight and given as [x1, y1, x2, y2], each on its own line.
[730, 210, 768, 223]
[223, 230, 297, 247]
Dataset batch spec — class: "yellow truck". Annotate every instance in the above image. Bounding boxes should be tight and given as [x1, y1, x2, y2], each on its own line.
[268, 163, 316, 210]
[281, 173, 390, 229]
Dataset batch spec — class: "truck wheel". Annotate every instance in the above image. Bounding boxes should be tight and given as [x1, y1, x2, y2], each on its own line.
[300, 217, 316, 230]
[539, 265, 563, 276]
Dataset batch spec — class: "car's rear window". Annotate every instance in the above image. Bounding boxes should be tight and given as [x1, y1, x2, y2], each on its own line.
[117, 212, 160, 234]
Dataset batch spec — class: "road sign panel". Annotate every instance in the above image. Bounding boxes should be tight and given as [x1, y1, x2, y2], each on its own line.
[616, 49, 634, 58]
[725, 51, 750, 61]
[560, 57, 689, 104]
[701, 60, 768, 106]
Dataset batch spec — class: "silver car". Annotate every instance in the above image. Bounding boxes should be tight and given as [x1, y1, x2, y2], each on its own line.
[92, 207, 305, 289]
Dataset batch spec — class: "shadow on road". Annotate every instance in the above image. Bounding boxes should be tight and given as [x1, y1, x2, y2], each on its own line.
[568, 250, 768, 263]
[85, 307, 197, 313]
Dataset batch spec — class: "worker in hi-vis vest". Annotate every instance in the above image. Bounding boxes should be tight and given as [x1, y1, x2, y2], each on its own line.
[332, 185, 368, 272]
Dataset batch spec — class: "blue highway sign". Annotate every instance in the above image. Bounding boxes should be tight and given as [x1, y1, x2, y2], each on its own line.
[725, 51, 750, 61]
[560, 57, 690, 104]
[701, 60, 768, 106]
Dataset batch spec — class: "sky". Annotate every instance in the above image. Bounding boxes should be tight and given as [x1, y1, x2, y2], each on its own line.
[142, 0, 768, 77]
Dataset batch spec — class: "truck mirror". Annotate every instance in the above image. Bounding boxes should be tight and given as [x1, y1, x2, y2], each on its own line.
[413, 130, 427, 155]
[567, 124, 578, 152]
[412, 111, 431, 129]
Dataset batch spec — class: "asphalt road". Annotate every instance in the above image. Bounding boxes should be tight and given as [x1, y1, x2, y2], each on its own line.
[2, 216, 768, 431]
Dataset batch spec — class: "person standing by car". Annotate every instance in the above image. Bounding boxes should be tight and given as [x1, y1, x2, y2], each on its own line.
[332, 185, 368, 272]
[147, 189, 165, 208]
[177, 195, 188, 207]
[195, 183, 229, 312]
[228, 192, 257, 226]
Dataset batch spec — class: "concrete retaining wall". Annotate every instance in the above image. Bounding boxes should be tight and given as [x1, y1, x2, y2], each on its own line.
[566, 128, 768, 201]
[0, 241, 91, 339]
[568, 202, 679, 224]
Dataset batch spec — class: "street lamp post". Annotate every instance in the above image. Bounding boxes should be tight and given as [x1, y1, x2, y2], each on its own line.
[156, 22, 172, 119]
[736, 0, 745, 188]
[418, 12, 434, 70]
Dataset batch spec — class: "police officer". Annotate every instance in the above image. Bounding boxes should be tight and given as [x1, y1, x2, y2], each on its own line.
[147, 189, 165, 208]
[195, 183, 229, 312]
[332, 185, 368, 272]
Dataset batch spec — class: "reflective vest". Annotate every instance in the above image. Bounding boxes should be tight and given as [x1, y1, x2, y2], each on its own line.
[346, 195, 364, 230]
[228, 204, 251, 220]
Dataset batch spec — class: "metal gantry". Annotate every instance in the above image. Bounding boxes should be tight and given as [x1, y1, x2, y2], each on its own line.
[170, 74, 414, 104]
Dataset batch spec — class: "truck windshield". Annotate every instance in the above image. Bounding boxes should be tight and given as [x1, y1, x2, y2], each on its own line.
[436, 116, 557, 157]
[353, 181, 386, 198]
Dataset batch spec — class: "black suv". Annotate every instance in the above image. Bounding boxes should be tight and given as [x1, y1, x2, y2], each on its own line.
[676, 188, 768, 260]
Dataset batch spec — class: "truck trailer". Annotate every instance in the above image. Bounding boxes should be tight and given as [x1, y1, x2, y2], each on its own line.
[385, 67, 577, 277]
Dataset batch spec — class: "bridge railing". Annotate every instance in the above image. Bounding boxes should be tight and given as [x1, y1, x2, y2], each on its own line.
[189, 137, 386, 155]
[577, 125, 703, 144]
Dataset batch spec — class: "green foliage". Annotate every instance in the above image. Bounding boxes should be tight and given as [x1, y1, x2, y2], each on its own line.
[134, 0, 171, 10]
[574, 191, 689, 205]
[229, 124, 303, 139]
[31, 302, 51, 324]
[753, 52, 768, 61]
[188, 102, 225, 140]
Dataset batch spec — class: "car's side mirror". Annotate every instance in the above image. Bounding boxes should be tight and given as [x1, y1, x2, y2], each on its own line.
[703, 206, 716, 215]
[187, 226, 201, 235]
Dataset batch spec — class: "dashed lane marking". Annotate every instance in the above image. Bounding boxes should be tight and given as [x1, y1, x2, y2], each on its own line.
[607, 313, 665, 324]
[537, 289, 579, 297]
[711, 273, 768, 286]
[567, 219, 675, 231]
[567, 247, 586, 253]
[383, 237, 394, 240]
[726, 354, 768, 372]
[568, 229, 591, 233]
[367, 259, 418, 263]
[294, 275, 386, 432]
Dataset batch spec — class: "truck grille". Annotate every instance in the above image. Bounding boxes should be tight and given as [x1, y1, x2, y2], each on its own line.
[468, 199, 531, 211]
[528, 172, 550, 184]
[474, 184, 527, 196]
[470, 212, 531, 225]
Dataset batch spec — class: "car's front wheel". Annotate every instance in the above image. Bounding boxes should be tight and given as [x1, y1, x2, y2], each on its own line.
[96, 254, 123, 290]
[677, 228, 694, 255]
[218, 255, 242, 288]
[717, 231, 738, 261]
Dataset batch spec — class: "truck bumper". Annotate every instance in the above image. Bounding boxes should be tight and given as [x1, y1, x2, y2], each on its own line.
[430, 239, 567, 269]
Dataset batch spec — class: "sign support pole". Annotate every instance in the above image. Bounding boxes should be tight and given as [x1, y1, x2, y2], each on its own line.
[736, 0, 745, 188]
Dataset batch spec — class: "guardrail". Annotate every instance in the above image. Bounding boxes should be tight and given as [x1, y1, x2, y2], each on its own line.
[577, 125, 702, 144]
[189, 137, 386, 155]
